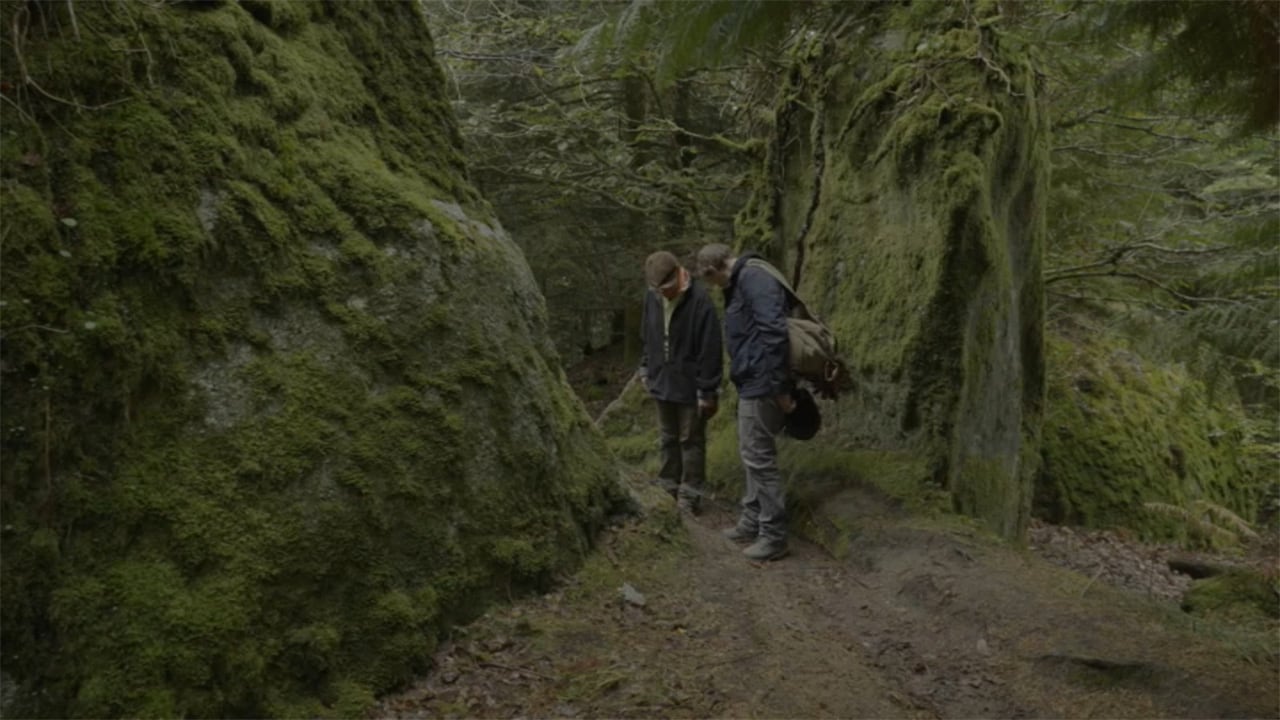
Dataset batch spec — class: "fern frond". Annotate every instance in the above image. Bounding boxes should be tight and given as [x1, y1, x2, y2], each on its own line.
[1143, 501, 1245, 546]
[1076, 0, 1280, 132]
[1192, 499, 1261, 541]
[1180, 302, 1280, 367]
[576, 0, 803, 88]
[567, 20, 615, 68]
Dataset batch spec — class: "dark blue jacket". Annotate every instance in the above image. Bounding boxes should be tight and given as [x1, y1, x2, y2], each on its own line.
[724, 253, 792, 399]
[640, 278, 723, 404]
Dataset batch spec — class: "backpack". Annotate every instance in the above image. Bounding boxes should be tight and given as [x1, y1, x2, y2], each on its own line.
[745, 259, 851, 399]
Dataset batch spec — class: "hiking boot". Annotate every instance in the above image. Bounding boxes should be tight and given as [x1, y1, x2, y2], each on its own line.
[676, 496, 700, 515]
[743, 537, 788, 561]
[721, 525, 757, 544]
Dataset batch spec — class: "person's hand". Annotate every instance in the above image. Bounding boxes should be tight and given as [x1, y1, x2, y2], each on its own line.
[698, 396, 719, 419]
[775, 392, 795, 414]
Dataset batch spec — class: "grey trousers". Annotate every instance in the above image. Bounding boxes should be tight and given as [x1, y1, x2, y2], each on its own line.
[656, 400, 706, 500]
[735, 396, 787, 541]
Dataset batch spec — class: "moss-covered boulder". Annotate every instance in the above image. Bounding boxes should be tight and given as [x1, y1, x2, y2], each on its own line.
[1181, 570, 1280, 624]
[731, 3, 1046, 539]
[0, 2, 619, 716]
[1038, 333, 1258, 541]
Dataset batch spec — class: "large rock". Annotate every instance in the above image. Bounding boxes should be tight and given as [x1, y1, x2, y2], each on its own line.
[1038, 333, 1257, 541]
[732, 4, 1047, 539]
[0, 2, 618, 716]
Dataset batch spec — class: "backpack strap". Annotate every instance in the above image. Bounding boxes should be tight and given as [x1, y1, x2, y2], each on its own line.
[744, 258, 820, 324]
[746, 259, 848, 394]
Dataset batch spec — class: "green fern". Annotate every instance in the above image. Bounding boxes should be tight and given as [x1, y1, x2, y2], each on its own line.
[1180, 303, 1280, 368]
[572, 0, 805, 87]
[1144, 500, 1260, 548]
[1076, 0, 1280, 131]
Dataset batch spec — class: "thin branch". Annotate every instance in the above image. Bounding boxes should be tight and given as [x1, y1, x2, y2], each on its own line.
[1046, 242, 1234, 279]
[5, 324, 71, 335]
[10, 9, 130, 112]
[122, 8, 155, 88]
[435, 49, 548, 63]
[66, 0, 80, 40]
[1047, 289, 1182, 311]
[635, 118, 760, 154]
[1052, 144, 1161, 162]
[1045, 269, 1243, 305]
[1053, 105, 1111, 131]
[1122, 242, 1233, 257]
[1084, 118, 1207, 145]
[0, 92, 38, 127]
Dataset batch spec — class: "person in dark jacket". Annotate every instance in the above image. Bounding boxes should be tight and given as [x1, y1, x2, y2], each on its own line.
[696, 243, 794, 561]
[639, 251, 724, 513]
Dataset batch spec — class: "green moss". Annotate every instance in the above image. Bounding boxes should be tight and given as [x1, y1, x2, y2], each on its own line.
[1038, 333, 1258, 542]
[732, 2, 1046, 539]
[0, 2, 620, 716]
[1181, 571, 1280, 624]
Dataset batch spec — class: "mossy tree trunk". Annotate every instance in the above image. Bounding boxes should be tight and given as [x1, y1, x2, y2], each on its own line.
[0, 2, 618, 716]
[736, 3, 1047, 539]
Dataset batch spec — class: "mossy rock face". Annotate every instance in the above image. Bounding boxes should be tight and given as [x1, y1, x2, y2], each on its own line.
[0, 2, 619, 716]
[732, 4, 1047, 539]
[1038, 334, 1257, 541]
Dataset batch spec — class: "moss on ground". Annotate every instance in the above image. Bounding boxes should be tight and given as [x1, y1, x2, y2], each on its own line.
[0, 2, 620, 716]
[1181, 570, 1280, 625]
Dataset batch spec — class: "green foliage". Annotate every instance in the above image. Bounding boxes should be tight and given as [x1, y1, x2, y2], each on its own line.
[1077, 0, 1280, 132]
[427, 0, 774, 363]
[1038, 2, 1279, 528]
[576, 0, 803, 88]
[1182, 570, 1280, 624]
[0, 1, 619, 716]
[1143, 500, 1259, 548]
[1044, 114, 1278, 376]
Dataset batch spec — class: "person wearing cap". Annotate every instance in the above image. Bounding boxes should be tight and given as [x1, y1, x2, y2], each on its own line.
[695, 243, 794, 561]
[638, 250, 724, 514]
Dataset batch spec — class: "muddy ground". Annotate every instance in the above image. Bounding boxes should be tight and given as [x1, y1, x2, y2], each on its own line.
[375, 475, 1278, 719]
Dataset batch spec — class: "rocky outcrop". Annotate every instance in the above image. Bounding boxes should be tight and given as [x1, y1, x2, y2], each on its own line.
[733, 3, 1047, 539]
[0, 2, 618, 716]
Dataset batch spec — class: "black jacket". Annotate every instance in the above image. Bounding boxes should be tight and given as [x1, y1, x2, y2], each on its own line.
[639, 278, 723, 404]
[724, 253, 792, 399]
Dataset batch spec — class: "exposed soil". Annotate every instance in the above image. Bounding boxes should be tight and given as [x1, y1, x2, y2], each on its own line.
[375, 475, 1279, 719]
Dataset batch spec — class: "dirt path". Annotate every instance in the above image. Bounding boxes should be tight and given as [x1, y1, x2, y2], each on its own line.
[375, 477, 1278, 719]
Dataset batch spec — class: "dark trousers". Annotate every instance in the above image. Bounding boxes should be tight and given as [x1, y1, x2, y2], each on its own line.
[655, 400, 706, 500]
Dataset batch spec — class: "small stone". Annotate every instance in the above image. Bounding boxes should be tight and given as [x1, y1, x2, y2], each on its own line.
[620, 583, 646, 608]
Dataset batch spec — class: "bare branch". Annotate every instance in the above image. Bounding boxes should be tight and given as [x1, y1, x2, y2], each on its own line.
[10, 8, 130, 113]
[1045, 269, 1243, 305]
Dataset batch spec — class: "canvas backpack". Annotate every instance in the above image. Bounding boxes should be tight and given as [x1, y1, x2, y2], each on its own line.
[745, 258, 851, 399]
